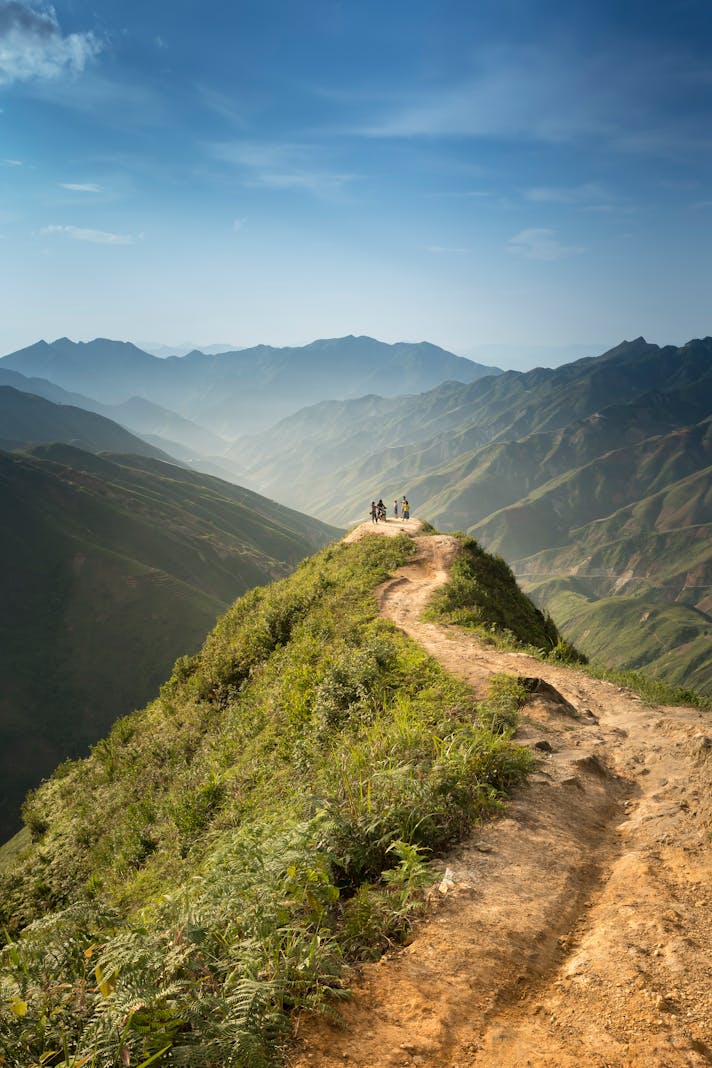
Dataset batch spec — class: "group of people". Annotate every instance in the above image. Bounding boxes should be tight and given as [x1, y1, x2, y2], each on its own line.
[370, 496, 410, 523]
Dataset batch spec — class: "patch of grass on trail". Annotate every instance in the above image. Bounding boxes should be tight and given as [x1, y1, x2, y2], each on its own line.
[427, 535, 710, 710]
[0, 534, 532, 1068]
[578, 663, 712, 711]
[425, 534, 584, 663]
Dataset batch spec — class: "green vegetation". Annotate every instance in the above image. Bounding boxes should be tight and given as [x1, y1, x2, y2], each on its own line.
[229, 338, 712, 696]
[0, 534, 532, 1067]
[577, 662, 712, 711]
[425, 535, 584, 662]
[0, 384, 172, 461]
[0, 445, 338, 841]
[527, 578, 712, 696]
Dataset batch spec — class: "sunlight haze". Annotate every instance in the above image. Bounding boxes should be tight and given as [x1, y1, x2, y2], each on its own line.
[0, 0, 710, 360]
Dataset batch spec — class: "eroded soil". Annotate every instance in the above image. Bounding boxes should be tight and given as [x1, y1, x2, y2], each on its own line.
[290, 523, 712, 1068]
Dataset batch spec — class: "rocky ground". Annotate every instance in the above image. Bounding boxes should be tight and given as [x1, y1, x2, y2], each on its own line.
[288, 521, 712, 1068]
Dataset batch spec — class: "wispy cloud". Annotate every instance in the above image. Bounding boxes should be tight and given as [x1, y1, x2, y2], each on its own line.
[0, 1, 101, 86]
[210, 140, 356, 197]
[60, 182, 102, 193]
[429, 190, 493, 199]
[507, 228, 584, 261]
[1, 157, 23, 166]
[525, 182, 610, 206]
[196, 84, 247, 127]
[353, 40, 712, 161]
[41, 224, 139, 245]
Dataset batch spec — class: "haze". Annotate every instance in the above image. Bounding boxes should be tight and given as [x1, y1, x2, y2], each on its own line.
[1, 0, 710, 363]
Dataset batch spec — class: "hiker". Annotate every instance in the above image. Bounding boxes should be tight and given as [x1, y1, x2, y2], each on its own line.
[377, 498, 386, 521]
[370, 500, 377, 523]
[393, 499, 399, 519]
[402, 497, 410, 520]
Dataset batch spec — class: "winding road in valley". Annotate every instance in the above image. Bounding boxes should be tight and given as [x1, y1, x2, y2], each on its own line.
[289, 519, 712, 1068]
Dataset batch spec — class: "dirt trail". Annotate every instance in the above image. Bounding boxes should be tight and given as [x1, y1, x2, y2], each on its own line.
[290, 523, 712, 1068]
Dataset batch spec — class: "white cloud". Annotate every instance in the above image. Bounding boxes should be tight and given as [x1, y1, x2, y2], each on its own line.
[41, 224, 138, 245]
[0, 1, 102, 86]
[246, 170, 353, 193]
[211, 140, 356, 197]
[525, 182, 610, 205]
[60, 182, 102, 192]
[354, 41, 712, 161]
[429, 189, 493, 199]
[507, 228, 584, 261]
[1, 157, 23, 165]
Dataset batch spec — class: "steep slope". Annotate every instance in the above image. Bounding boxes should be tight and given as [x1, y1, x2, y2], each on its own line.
[231, 339, 712, 691]
[0, 367, 228, 460]
[1, 335, 500, 435]
[0, 386, 177, 462]
[0, 526, 534, 1067]
[467, 419, 712, 561]
[2, 524, 709, 1068]
[0, 445, 338, 840]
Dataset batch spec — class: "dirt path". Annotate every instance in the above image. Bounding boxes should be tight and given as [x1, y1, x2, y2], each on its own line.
[290, 524, 712, 1068]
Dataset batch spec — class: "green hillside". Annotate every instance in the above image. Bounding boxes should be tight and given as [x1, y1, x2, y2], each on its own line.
[0, 446, 338, 841]
[229, 339, 712, 692]
[517, 468, 712, 693]
[0, 533, 532, 1067]
[0, 386, 175, 462]
[230, 338, 712, 521]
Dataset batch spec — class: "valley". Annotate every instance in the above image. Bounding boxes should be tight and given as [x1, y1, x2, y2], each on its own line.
[1, 333, 709, 703]
[0, 443, 337, 840]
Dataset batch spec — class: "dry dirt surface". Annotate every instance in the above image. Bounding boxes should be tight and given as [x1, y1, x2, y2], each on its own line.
[289, 522, 712, 1068]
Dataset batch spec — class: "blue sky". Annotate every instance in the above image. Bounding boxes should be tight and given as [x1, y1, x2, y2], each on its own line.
[0, 0, 710, 365]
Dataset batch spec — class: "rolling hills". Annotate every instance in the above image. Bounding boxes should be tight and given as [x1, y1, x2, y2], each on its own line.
[0, 444, 338, 840]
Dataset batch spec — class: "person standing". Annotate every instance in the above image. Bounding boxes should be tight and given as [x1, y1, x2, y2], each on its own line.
[403, 497, 410, 520]
[394, 499, 399, 519]
[370, 501, 377, 523]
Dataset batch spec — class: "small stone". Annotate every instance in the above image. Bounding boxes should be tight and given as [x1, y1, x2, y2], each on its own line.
[534, 740, 554, 753]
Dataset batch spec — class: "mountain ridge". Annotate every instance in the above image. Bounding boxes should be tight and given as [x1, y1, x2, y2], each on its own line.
[1, 334, 502, 435]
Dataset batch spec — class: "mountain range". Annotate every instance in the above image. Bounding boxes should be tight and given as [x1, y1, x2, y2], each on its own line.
[1, 335, 500, 436]
[1, 332, 709, 702]
[229, 338, 712, 692]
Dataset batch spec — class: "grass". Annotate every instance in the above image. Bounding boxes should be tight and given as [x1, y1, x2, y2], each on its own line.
[426, 535, 711, 710]
[424, 534, 584, 662]
[576, 662, 712, 711]
[0, 533, 532, 1068]
[0, 445, 338, 843]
